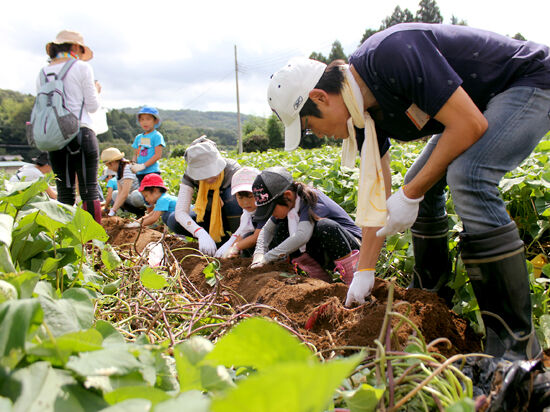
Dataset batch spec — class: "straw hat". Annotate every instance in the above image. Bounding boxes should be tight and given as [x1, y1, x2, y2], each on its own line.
[46, 30, 93, 61]
[100, 148, 125, 163]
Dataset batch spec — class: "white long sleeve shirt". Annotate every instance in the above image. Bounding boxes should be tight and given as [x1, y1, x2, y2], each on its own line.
[36, 60, 100, 128]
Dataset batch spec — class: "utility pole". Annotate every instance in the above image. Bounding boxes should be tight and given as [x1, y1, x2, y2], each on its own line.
[234, 45, 243, 154]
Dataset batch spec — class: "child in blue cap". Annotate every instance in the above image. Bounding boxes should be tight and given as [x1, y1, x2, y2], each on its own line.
[130, 106, 166, 182]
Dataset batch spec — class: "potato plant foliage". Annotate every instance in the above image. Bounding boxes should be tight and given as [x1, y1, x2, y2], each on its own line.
[0, 133, 548, 411]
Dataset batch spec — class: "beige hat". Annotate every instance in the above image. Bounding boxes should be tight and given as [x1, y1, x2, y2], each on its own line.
[184, 136, 227, 181]
[101, 148, 125, 163]
[46, 30, 93, 61]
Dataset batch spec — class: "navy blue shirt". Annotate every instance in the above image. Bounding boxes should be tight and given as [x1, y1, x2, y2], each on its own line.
[271, 189, 362, 239]
[349, 23, 550, 142]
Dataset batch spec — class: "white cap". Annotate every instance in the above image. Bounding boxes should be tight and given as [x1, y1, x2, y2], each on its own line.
[184, 137, 227, 181]
[231, 167, 260, 195]
[267, 57, 327, 151]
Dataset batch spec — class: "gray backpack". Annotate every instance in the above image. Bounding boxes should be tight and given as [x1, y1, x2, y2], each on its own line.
[27, 59, 84, 152]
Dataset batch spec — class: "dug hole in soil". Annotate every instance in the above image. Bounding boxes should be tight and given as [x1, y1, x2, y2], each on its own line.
[103, 216, 482, 358]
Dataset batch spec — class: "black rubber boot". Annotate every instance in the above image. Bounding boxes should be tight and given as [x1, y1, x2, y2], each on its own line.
[410, 215, 454, 307]
[460, 222, 542, 361]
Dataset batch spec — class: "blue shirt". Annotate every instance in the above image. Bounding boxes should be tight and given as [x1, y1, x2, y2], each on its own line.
[132, 130, 166, 175]
[349, 23, 550, 143]
[106, 177, 117, 190]
[154, 192, 177, 220]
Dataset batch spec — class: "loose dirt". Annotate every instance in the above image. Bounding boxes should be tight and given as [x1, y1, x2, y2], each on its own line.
[103, 217, 484, 358]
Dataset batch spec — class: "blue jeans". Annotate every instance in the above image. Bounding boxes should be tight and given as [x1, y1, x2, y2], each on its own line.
[404, 87, 550, 233]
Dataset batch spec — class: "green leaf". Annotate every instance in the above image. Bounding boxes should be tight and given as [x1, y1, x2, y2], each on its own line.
[66, 207, 108, 244]
[174, 337, 214, 392]
[38, 289, 94, 337]
[101, 244, 122, 271]
[0, 245, 16, 273]
[139, 266, 168, 290]
[0, 179, 49, 208]
[445, 398, 475, 412]
[104, 386, 171, 407]
[0, 214, 14, 247]
[342, 383, 385, 412]
[537, 314, 550, 348]
[94, 320, 126, 346]
[0, 299, 43, 366]
[66, 347, 143, 378]
[0, 397, 13, 411]
[0, 362, 64, 412]
[210, 355, 362, 412]
[202, 261, 220, 286]
[98, 399, 151, 412]
[205, 317, 313, 370]
[53, 380, 108, 411]
[155, 391, 210, 412]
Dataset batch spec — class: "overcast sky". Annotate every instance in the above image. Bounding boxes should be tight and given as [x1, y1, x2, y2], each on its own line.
[2, 0, 549, 117]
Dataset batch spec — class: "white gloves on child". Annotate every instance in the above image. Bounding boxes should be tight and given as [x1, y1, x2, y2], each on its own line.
[196, 229, 217, 256]
[345, 270, 375, 307]
[250, 253, 267, 269]
[124, 221, 141, 229]
[376, 187, 423, 238]
[130, 163, 146, 173]
[226, 244, 240, 258]
[215, 235, 237, 258]
[108, 209, 116, 217]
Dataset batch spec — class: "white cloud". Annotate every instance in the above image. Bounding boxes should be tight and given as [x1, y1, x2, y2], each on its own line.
[2, 0, 549, 117]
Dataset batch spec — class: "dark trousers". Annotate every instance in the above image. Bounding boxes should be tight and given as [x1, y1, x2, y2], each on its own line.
[49, 127, 100, 220]
[270, 218, 361, 269]
[137, 171, 161, 184]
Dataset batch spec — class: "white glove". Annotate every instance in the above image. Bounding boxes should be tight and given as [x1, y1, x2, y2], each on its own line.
[108, 209, 116, 217]
[225, 244, 240, 258]
[376, 187, 423, 237]
[345, 270, 375, 307]
[130, 163, 146, 173]
[214, 237, 235, 258]
[250, 253, 267, 269]
[124, 221, 141, 228]
[196, 229, 217, 256]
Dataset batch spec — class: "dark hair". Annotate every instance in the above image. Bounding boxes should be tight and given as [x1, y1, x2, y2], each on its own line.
[236, 191, 254, 198]
[299, 60, 347, 119]
[47, 42, 85, 59]
[274, 182, 319, 222]
[116, 159, 131, 180]
[142, 186, 167, 194]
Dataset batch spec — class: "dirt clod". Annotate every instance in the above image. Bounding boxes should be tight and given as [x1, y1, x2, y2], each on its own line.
[104, 218, 483, 357]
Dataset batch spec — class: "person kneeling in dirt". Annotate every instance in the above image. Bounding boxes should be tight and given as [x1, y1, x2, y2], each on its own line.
[215, 167, 268, 258]
[250, 166, 361, 283]
[100, 147, 146, 217]
[124, 174, 177, 229]
[10, 152, 57, 200]
[167, 136, 243, 256]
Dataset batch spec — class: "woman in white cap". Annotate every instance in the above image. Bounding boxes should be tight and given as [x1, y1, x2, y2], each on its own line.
[167, 136, 243, 256]
[100, 147, 146, 217]
[40, 30, 102, 223]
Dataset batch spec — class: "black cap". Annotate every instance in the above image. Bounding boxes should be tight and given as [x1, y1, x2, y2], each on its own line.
[32, 152, 50, 166]
[252, 166, 293, 220]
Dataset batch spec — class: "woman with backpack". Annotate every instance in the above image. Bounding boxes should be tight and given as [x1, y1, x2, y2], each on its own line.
[37, 30, 102, 223]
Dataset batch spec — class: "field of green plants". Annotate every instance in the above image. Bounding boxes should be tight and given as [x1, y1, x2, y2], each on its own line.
[0, 134, 548, 411]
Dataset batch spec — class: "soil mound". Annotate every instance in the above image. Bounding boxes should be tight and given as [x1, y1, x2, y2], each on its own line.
[103, 218, 483, 358]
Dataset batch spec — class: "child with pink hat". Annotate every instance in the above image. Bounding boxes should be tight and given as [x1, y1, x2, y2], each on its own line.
[215, 167, 266, 258]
